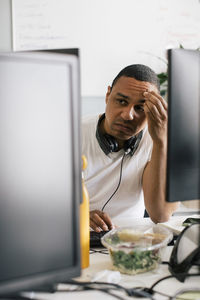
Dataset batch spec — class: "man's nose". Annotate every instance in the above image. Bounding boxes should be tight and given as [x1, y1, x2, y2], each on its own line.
[121, 106, 134, 120]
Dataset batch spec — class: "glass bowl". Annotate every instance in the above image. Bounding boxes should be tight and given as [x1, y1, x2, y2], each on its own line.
[101, 225, 172, 275]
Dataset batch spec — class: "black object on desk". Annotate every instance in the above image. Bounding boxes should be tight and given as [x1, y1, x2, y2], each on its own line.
[90, 231, 108, 248]
[182, 217, 200, 226]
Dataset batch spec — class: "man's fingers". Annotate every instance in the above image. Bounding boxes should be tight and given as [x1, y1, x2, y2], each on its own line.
[90, 210, 109, 231]
[100, 211, 115, 230]
[143, 91, 168, 112]
[90, 210, 114, 232]
[151, 90, 168, 110]
[145, 100, 167, 122]
[94, 213, 109, 231]
[143, 92, 168, 121]
[144, 101, 159, 122]
[145, 90, 168, 108]
[90, 219, 102, 232]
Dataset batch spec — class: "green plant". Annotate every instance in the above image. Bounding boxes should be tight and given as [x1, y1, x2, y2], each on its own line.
[157, 72, 168, 97]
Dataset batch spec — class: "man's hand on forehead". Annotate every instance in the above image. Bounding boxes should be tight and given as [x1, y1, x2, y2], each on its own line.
[143, 90, 167, 110]
[142, 88, 168, 143]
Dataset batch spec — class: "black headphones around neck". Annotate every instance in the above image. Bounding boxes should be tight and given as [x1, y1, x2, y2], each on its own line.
[96, 114, 143, 156]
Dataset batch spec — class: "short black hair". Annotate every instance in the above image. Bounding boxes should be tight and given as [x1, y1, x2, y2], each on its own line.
[111, 64, 160, 91]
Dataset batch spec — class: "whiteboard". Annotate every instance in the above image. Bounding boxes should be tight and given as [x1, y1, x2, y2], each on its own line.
[11, 0, 200, 96]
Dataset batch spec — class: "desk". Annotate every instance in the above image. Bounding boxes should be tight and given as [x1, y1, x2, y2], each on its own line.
[24, 217, 200, 300]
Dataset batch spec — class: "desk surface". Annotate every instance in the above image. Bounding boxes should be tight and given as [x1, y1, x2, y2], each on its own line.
[24, 217, 200, 300]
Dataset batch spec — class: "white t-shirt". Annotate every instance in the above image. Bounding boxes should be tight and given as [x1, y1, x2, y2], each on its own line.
[82, 115, 153, 220]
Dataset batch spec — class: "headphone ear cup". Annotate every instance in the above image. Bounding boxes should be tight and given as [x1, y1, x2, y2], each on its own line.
[96, 114, 119, 155]
[124, 131, 143, 156]
[104, 134, 119, 153]
[124, 137, 136, 152]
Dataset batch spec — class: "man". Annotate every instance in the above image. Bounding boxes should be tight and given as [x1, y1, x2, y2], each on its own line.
[82, 64, 179, 232]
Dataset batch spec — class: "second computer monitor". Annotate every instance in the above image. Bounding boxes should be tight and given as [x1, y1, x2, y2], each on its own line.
[167, 48, 200, 202]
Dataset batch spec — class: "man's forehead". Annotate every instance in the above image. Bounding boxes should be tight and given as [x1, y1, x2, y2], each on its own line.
[113, 76, 158, 93]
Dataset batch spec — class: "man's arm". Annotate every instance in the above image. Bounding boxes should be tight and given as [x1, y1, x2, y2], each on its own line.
[142, 90, 179, 223]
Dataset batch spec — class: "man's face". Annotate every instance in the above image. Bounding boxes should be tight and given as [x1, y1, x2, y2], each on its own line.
[104, 76, 158, 147]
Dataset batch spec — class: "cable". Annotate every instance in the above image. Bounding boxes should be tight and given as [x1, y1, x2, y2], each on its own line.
[92, 288, 126, 300]
[58, 284, 125, 300]
[162, 261, 170, 265]
[90, 248, 109, 255]
[150, 275, 174, 290]
[101, 152, 126, 212]
[59, 280, 155, 299]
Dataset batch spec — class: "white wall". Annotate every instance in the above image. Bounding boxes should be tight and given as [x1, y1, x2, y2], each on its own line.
[82, 96, 105, 116]
[1, 0, 200, 97]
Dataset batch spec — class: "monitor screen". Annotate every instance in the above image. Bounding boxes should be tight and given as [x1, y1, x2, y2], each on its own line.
[0, 50, 81, 295]
[167, 48, 200, 202]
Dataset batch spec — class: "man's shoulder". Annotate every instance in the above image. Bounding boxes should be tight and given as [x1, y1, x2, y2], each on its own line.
[81, 114, 100, 141]
[82, 115, 100, 152]
[82, 114, 101, 130]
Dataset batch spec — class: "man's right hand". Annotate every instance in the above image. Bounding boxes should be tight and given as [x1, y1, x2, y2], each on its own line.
[90, 210, 115, 232]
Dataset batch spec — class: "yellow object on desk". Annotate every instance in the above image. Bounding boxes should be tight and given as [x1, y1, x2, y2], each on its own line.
[80, 155, 90, 269]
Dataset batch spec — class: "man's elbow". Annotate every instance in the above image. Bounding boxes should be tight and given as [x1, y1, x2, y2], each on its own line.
[150, 213, 171, 224]
[149, 203, 179, 224]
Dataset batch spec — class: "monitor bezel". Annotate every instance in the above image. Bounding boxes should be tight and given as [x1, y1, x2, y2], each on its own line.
[167, 48, 200, 203]
[0, 50, 82, 296]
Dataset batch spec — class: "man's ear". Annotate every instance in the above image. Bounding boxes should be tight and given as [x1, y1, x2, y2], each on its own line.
[105, 86, 111, 104]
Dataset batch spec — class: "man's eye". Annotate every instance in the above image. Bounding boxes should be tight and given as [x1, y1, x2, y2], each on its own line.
[116, 99, 127, 105]
[135, 105, 144, 112]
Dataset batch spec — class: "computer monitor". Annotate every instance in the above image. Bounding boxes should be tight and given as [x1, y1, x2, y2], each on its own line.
[0, 50, 82, 295]
[167, 48, 200, 203]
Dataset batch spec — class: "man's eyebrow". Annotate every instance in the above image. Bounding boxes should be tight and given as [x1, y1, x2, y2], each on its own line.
[116, 92, 130, 99]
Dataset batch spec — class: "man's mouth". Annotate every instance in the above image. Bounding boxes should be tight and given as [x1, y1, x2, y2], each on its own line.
[113, 123, 133, 134]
